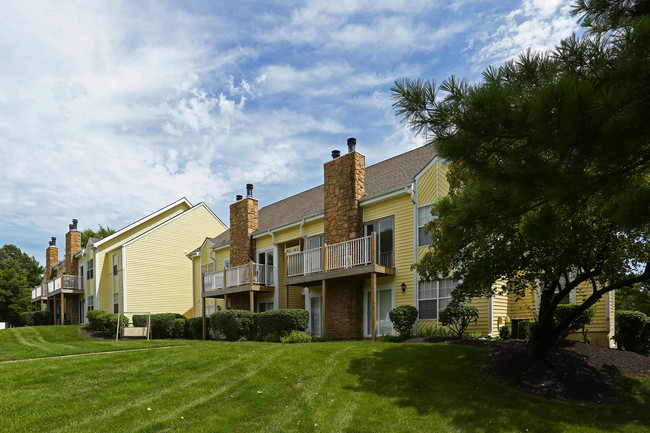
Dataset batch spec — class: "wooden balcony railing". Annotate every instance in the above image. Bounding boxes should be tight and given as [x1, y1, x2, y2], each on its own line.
[203, 263, 274, 294]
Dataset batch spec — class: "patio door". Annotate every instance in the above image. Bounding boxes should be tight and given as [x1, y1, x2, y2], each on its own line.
[365, 287, 393, 337]
[310, 296, 322, 337]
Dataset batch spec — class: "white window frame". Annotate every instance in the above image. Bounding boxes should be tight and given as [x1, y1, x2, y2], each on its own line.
[87, 295, 94, 311]
[418, 204, 435, 247]
[86, 259, 94, 280]
[257, 299, 274, 313]
[418, 278, 457, 320]
[363, 284, 395, 337]
[113, 292, 119, 314]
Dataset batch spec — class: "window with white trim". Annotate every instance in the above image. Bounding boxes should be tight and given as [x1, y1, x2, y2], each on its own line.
[112, 254, 118, 276]
[87, 295, 94, 311]
[113, 292, 119, 314]
[86, 259, 94, 280]
[418, 204, 435, 247]
[418, 278, 458, 320]
[258, 300, 274, 313]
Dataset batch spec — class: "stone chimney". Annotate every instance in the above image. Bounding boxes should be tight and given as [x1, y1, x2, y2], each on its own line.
[229, 184, 258, 266]
[45, 237, 58, 281]
[324, 137, 365, 245]
[65, 219, 81, 275]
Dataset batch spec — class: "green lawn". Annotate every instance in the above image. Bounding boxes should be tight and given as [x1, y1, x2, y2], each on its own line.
[0, 326, 648, 433]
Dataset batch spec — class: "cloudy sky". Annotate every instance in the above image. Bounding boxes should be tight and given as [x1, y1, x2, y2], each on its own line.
[0, 0, 579, 265]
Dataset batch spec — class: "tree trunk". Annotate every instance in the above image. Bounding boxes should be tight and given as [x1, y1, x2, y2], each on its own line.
[527, 313, 560, 360]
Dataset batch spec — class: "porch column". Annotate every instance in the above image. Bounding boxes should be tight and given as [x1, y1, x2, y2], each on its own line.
[224, 294, 228, 310]
[322, 280, 327, 337]
[202, 297, 207, 341]
[60, 292, 64, 325]
[285, 285, 289, 309]
[371, 272, 377, 341]
[250, 291, 255, 312]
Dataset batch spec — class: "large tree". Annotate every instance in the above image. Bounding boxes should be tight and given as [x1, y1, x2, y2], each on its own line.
[392, 0, 650, 359]
[80, 225, 116, 247]
[0, 245, 44, 325]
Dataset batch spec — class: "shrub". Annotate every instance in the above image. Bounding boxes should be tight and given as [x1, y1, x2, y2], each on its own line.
[388, 305, 418, 338]
[149, 313, 181, 339]
[32, 310, 50, 326]
[280, 330, 312, 343]
[554, 304, 596, 340]
[614, 310, 650, 356]
[18, 311, 33, 327]
[263, 332, 281, 343]
[311, 334, 334, 342]
[132, 315, 148, 328]
[210, 310, 257, 341]
[173, 318, 188, 339]
[102, 314, 129, 339]
[439, 305, 479, 338]
[86, 310, 109, 331]
[257, 309, 309, 339]
[498, 325, 510, 340]
[187, 317, 204, 339]
[378, 334, 400, 342]
[418, 326, 456, 338]
[517, 320, 531, 340]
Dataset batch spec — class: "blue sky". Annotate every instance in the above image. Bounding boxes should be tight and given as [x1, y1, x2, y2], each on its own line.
[0, 0, 579, 265]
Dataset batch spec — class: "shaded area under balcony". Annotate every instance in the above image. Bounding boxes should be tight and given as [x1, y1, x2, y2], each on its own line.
[283, 234, 395, 287]
[202, 262, 275, 298]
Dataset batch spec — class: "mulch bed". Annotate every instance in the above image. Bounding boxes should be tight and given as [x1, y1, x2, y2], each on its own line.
[78, 327, 109, 339]
[405, 336, 650, 404]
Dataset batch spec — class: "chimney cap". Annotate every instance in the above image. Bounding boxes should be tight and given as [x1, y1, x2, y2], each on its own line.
[246, 184, 253, 198]
[49, 237, 56, 246]
[236, 194, 243, 201]
[332, 150, 341, 159]
[347, 137, 356, 153]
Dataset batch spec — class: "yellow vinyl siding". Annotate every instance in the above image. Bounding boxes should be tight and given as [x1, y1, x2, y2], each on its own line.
[214, 247, 230, 270]
[509, 289, 536, 320]
[437, 162, 449, 198]
[192, 256, 201, 316]
[124, 205, 226, 317]
[492, 293, 509, 336]
[302, 219, 324, 238]
[363, 194, 414, 308]
[465, 297, 491, 335]
[417, 161, 438, 205]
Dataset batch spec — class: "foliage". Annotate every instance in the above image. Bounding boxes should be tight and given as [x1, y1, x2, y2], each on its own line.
[616, 281, 650, 316]
[378, 334, 400, 342]
[210, 310, 257, 341]
[257, 309, 309, 339]
[86, 310, 128, 338]
[32, 310, 50, 326]
[0, 245, 43, 325]
[417, 326, 456, 338]
[187, 317, 203, 339]
[17, 311, 33, 327]
[467, 331, 483, 339]
[392, 0, 650, 360]
[311, 334, 334, 342]
[517, 320, 531, 340]
[173, 318, 188, 339]
[149, 313, 184, 339]
[498, 325, 511, 340]
[614, 310, 650, 356]
[438, 304, 479, 339]
[80, 225, 116, 248]
[553, 305, 596, 341]
[388, 305, 418, 338]
[279, 330, 312, 343]
[263, 332, 281, 343]
[132, 315, 148, 328]
[86, 310, 109, 332]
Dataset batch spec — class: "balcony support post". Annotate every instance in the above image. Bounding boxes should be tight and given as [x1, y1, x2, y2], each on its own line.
[371, 232, 377, 266]
[202, 297, 207, 341]
[285, 286, 289, 309]
[249, 290, 255, 312]
[60, 292, 64, 326]
[323, 243, 328, 273]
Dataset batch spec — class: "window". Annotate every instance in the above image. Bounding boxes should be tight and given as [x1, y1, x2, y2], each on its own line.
[78, 265, 84, 291]
[258, 300, 274, 313]
[308, 235, 323, 250]
[418, 278, 458, 320]
[224, 259, 230, 269]
[364, 218, 394, 267]
[87, 295, 94, 311]
[113, 292, 119, 314]
[418, 205, 435, 247]
[257, 250, 273, 267]
[86, 259, 94, 280]
[112, 254, 118, 276]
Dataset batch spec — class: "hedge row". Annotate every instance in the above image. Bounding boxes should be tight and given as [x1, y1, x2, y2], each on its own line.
[210, 309, 309, 341]
[86, 310, 129, 338]
[16, 310, 51, 327]
[130, 313, 203, 339]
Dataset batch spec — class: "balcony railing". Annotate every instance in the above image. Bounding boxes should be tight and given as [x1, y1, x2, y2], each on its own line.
[31, 285, 42, 300]
[286, 234, 395, 278]
[203, 263, 274, 293]
[43, 275, 82, 296]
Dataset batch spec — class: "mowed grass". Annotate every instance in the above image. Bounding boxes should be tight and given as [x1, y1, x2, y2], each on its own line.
[0, 327, 648, 433]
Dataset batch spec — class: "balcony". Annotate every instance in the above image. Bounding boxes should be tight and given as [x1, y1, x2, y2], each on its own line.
[284, 234, 395, 286]
[31, 285, 44, 301]
[44, 275, 83, 297]
[202, 262, 275, 297]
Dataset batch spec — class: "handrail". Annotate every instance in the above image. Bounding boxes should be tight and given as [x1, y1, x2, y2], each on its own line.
[203, 263, 274, 292]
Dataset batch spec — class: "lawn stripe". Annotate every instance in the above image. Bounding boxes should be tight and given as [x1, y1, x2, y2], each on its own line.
[0, 345, 183, 363]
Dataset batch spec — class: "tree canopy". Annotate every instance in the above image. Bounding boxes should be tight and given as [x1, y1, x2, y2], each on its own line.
[392, 0, 650, 359]
[80, 225, 116, 247]
[0, 245, 43, 325]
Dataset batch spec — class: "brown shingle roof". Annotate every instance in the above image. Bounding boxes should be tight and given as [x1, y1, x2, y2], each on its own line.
[208, 144, 437, 246]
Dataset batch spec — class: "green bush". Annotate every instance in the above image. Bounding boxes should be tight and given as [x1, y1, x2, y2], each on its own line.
[378, 334, 400, 342]
[517, 320, 531, 340]
[173, 318, 188, 339]
[311, 334, 334, 342]
[32, 310, 50, 326]
[210, 310, 257, 341]
[554, 304, 596, 340]
[149, 313, 181, 339]
[18, 311, 33, 327]
[498, 325, 510, 339]
[388, 305, 418, 338]
[257, 309, 309, 339]
[86, 310, 109, 331]
[614, 310, 650, 356]
[263, 332, 281, 343]
[280, 330, 312, 343]
[417, 326, 456, 338]
[132, 315, 148, 328]
[439, 304, 479, 338]
[187, 317, 204, 339]
[102, 314, 129, 339]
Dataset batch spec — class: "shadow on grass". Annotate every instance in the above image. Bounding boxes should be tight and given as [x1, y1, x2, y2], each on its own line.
[345, 343, 650, 433]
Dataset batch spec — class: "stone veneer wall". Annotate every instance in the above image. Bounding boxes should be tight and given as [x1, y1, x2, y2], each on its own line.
[65, 230, 81, 275]
[323, 151, 365, 245]
[325, 279, 364, 339]
[45, 246, 58, 281]
[229, 198, 258, 267]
